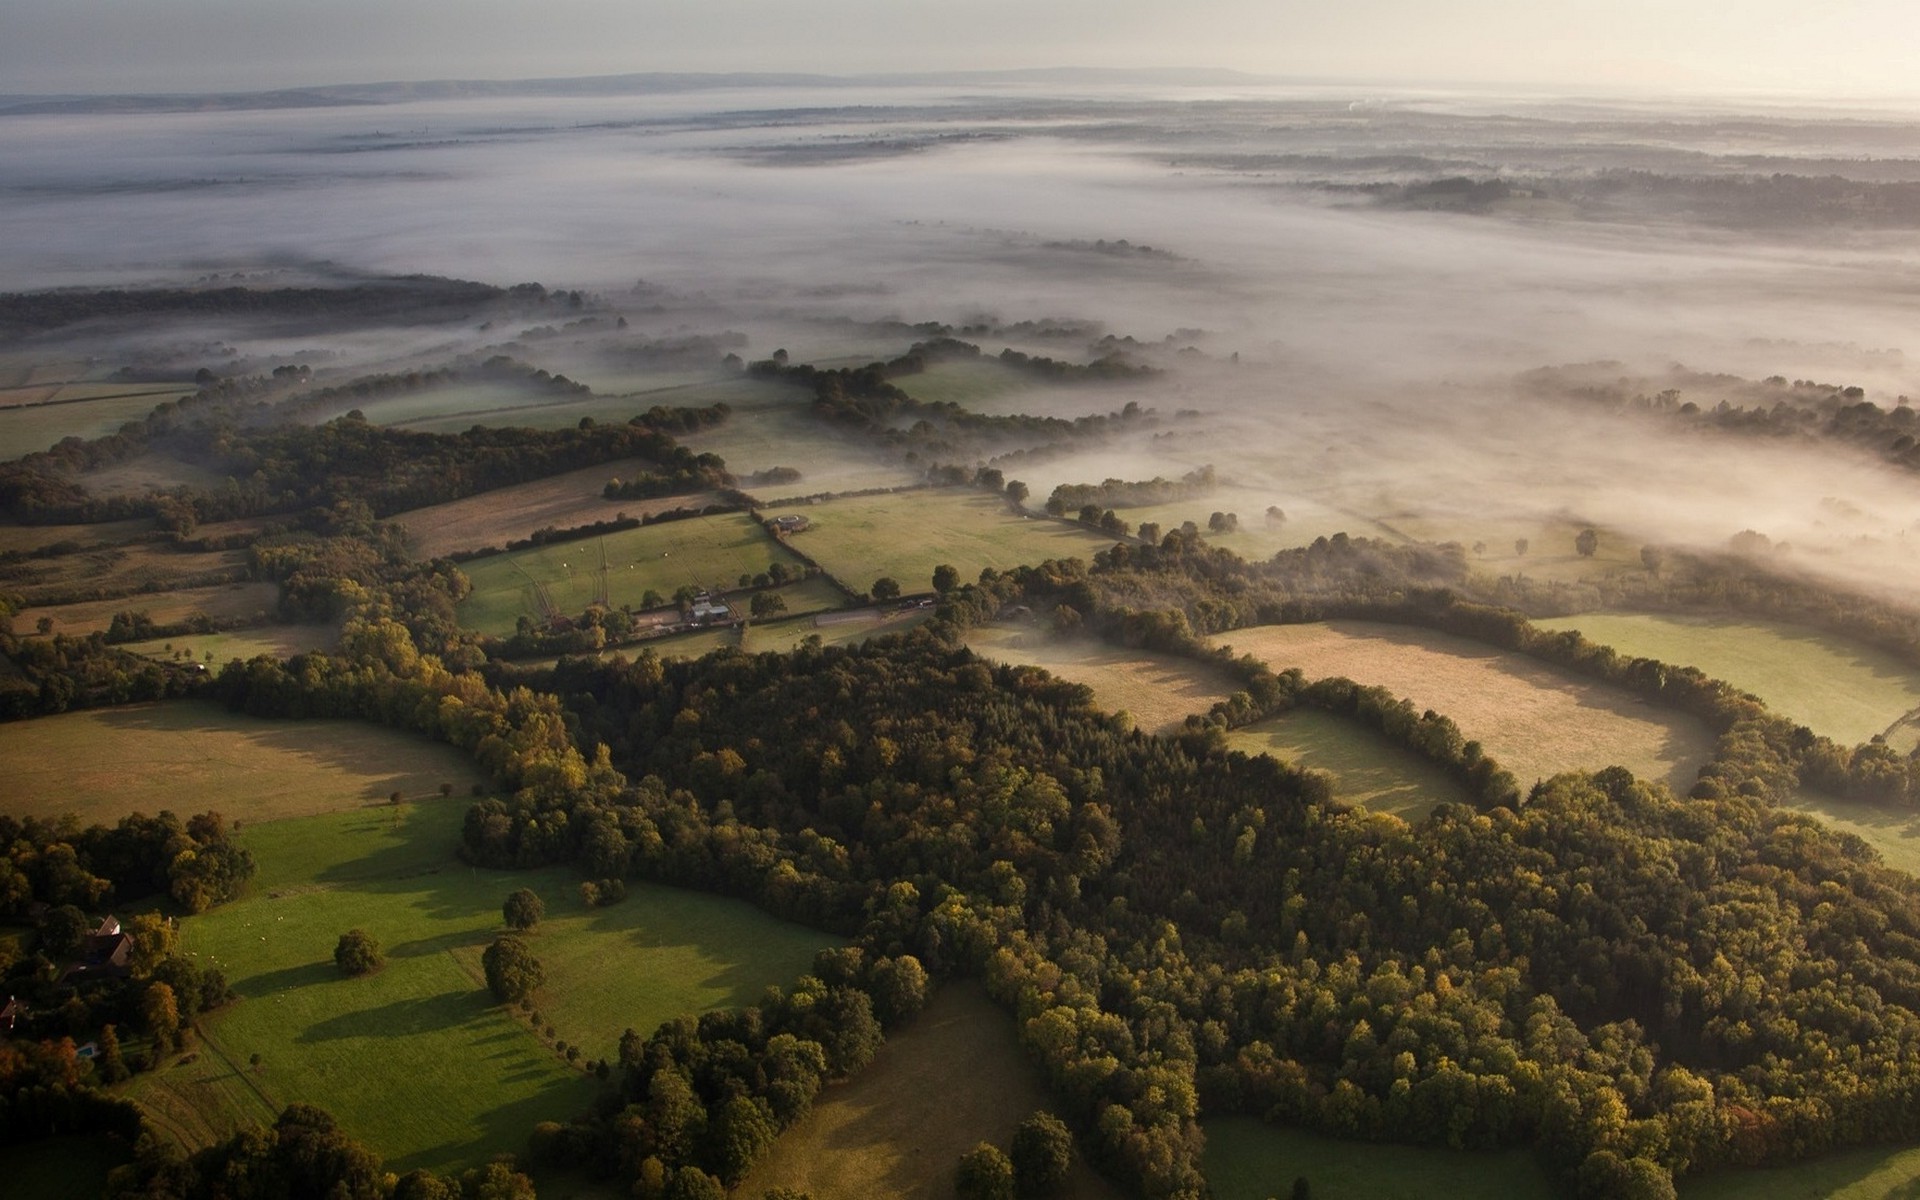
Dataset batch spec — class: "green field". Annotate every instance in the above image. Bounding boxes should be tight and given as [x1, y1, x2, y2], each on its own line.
[1782, 790, 1920, 877]
[0, 700, 484, 826]
[0, 390, 183, 454]
[965, 625, 1239, 735]
[398, 377, 786, 435]
[741, 982, 1123, 1200]
[1228, 708, 1473, 819]
[891, 358, 1069, 414]
[770, 490, 1118, 596]
[1534, 612, 1920, 747]
[1681, 1142, 1920, 1199]
[455, 514, 806, 636]
[118, 624, 339, 666]
[676, 384, 921, 497]
[1201, 1117, 1558, 1200]
[149, 797, 838, 1172]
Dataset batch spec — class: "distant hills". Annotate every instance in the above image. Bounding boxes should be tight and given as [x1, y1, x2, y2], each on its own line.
[0, 67, 1274, 116]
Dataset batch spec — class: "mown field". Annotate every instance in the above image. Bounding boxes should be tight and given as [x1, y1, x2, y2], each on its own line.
[455, 513, 805, 636]
[149, 796, 837, 1172]
[16, 580, 276, 636]
[0, 700, 484, 825]
[396, 456, 721, 559]
[964, 625, 1239, 735]
[0, 388, 183, 454]
[740, 982, 1123, 1200]
[1220, 620, 1717, 791]
[1201, 1117, 1558, 1200]
[768, 490, 1118, 597]
[676, 385, 922, 497]
[1227, 707, 1473, 819]
[1534, 612, 1920, 747]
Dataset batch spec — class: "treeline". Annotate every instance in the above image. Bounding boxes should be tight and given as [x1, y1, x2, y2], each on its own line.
[0, 808, 254, 918]
[1045, 466, 1218, 516]
[0, 275, 508, 336]
[0, 628, 198, 719]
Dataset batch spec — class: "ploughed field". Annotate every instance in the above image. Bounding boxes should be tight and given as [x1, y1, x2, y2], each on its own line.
[1219, 620, 1717, 791]
[1534, 612, 1920, 748]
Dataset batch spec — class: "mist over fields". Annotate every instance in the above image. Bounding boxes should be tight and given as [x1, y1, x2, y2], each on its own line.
[9, 80, 1920, 595]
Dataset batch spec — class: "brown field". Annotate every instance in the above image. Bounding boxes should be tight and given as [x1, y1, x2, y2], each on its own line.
[396, 459, 720, 559]
[1, 540, 250, 605]
[0, 517, 155, 555]
[0, 700, 486, 827]
[19, 580, 278, 636]
[1219, 620, 1716, 791]
[79, 453, 227, 497]
[740, 982, 1124, 1200]
[965, 625, 1240, 734]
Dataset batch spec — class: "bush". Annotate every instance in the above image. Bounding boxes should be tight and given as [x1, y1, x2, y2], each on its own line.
[333, 929, 383, 977]
[503, 887, 545, 930]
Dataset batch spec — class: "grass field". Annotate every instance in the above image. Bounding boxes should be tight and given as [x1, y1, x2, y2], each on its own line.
[1, 1135, 130, 1200]
[0, 390, 182, 454]
[117, 624, 339, 666]
[2, 541, 250, 607]
[770, 490, 1118, 596]
[147, 797, 835, 1172]
[395, 377, 784, 435]
[17, 581, 279, 637]
[1680, 1142, 1920, 1199]
[395, 457, 722, 560]
[964, 625, 1239, 735]
[677, 385, 922, 497]
[1106, 486, 1361, 558]
[0, 700, 484, 826]
[1220, 621, 1717, 791]
[455, 514, 805, 636]
[1782, 790, 1920, 878]
[79, 453, 228, 497]
[1201, 1117, 1557, 1200]
[891, 358, 1073, 416]
[740, 981, 1124, 1200]
[1228, 708, 1473, 819]
[1534, 612, 1920, 747]
[0, 516, 154, 554]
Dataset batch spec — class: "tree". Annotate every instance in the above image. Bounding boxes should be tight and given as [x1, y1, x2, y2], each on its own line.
[932, 564, 960, 593]
[1010, 1112, 1073, 1197]
[1265, 505, 1287, 527]
[1514, 537, 1529, 556]
[40, 904, 91, 959]
[1640, 545, 1664, 573]
[334, 928, 384, 977]
[956, 1142, 1017, 1200]
[141, 980, 181, 1051]
[1005, 480, 1030, 508]
[1575, 527, 1599, 557]
[483, 934, 545, 1003]
[502, 887, 545, 931]
[871, 577, 901, 602]
[1137, 521, 1162, 545]
[98, 1023, 129, 1083]
[750, 591, 788, 619]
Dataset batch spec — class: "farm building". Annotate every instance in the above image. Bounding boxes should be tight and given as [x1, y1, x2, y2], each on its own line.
[768, 515, 810, 534]
[689, 594, 732, 624]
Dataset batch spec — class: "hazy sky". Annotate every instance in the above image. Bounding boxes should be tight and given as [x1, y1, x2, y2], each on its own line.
[4, 0, 1918, 97]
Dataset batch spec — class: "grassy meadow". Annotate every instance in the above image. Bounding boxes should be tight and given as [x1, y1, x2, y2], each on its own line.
[1534, 612, 1920, 747]
[0, 516, 154, 555]
[0, 700, 484, 826]
[740, 982, 1123, 1200]
[149, 795, 837, 1172]
[455, 513, 804, 636]
[18, 581, 277, 636]
[1680, 1142, 1920, 1199]
[0, 389, 183, 454]
[769, 490, 1117, 597]
[1781, 790, 1920, 877]
[1201, 1118, 1557, 1200]
[116, 625, 340, 666]
[964, 625, 1240, 735]
[395, 456, 721, 559]
[1228, 708, 1473, 819]
[389, 376, 784, 435]
[677, 386, 922, 497]
[1220, 620, 1716, 791]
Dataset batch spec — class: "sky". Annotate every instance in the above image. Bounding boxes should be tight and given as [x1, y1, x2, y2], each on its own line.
[3, 0, 1919, 98]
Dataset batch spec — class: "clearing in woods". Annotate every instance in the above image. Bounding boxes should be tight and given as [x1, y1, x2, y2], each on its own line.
[17, 581, 277, 637]
[739, 981, 1124, 1200]
[963, 625, 1239, 735]
[1219, 620, 1717, 791]
[766, 490, 1118, 597]
[1534, 612, 1920, 748]
[116, 625, 340, 666]
[0, 700, 485, 826]
[145, 796, 837, 1173]
[676, 385, 922, 497]
[1227, 707, 1473, 819]
[1201, 1117, 1557, 1200]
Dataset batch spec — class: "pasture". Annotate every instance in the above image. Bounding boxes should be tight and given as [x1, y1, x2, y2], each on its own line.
[0, 700, 484, 826]
[454, 513, 804, 636]
[4, 543, 252, 608]
[1108, 485, 1358, 558]
[676, 385, 922, 496]
[394, 454, 721, 559]
[79, 453, 229, 497]
[1201, 1117, 1557, 1200]
[1227, 707, 1473, 819]
[152, 796, 836, 1172]
[0, 388, 182, 454]
[739, 982, 1123, 1200]
[1219, 621, 1717, 791]
[1681, 1141, 1920, 1199]
[117, 624, 339, 666]
[394, 377, 784, 435]
[964, 625, 1240, 735]
[1534, 612, 1920, 747]
[17, 581, 278, 636]
[1782, 790, 1920, 878]
[892, 358, 1069, 415]
[0, 516, 153, 555]
[767, 489, 1117, 596]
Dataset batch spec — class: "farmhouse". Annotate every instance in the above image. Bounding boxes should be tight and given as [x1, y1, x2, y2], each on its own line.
[63, 918, 133, 981]
[689, 593, 732, 624]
